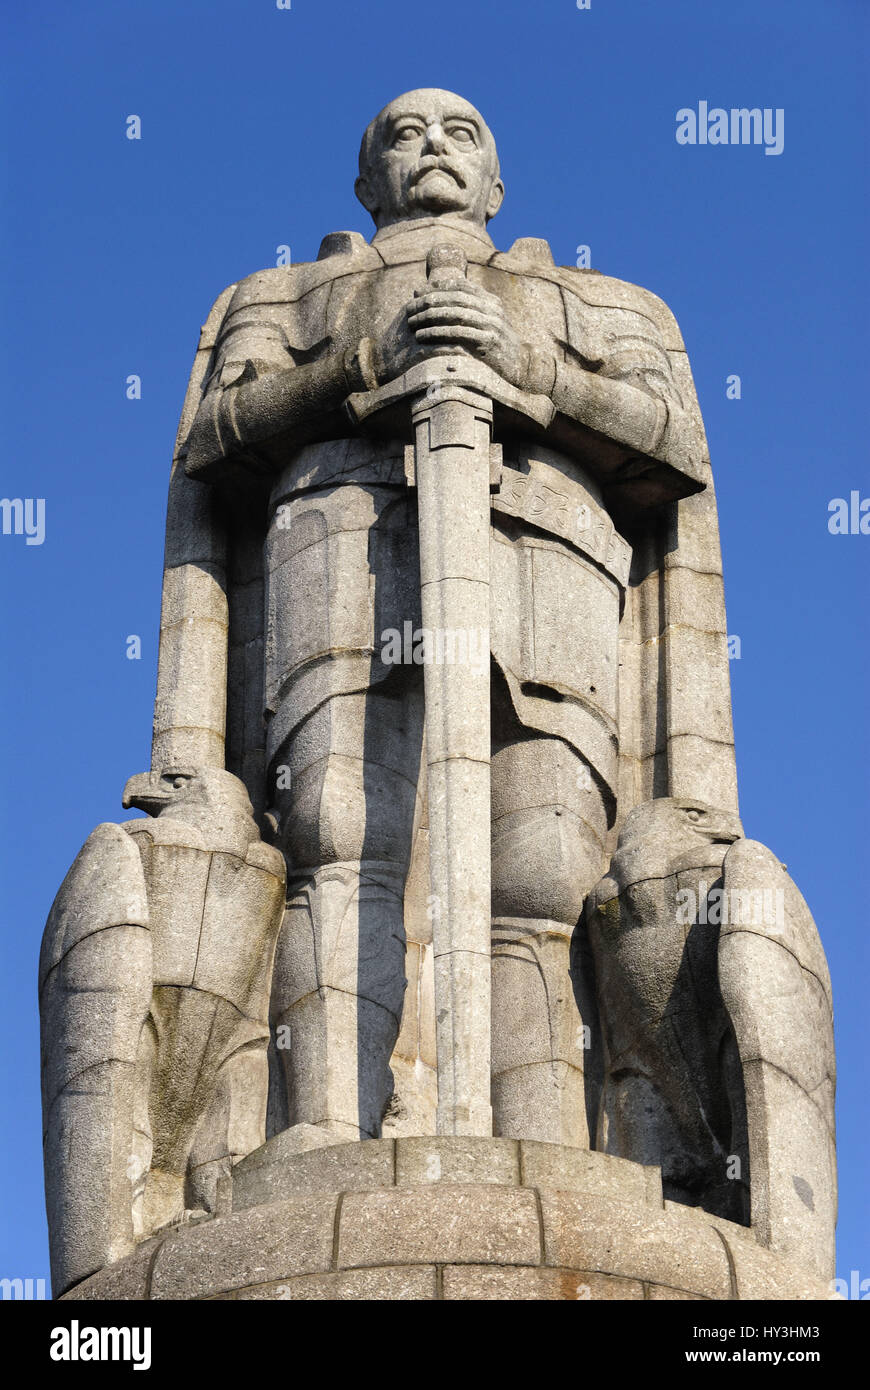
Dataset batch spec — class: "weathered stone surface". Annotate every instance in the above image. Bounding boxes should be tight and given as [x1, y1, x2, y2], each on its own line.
[61, 1141, 836, 1301]
[725, 1227, 838, 1301]
[655, 734, 740, 813]
[738, 1062, 836, 1285]
[60, 1239, 162, 1301]
[441, 1265, 644, 1300]
[646, 1284, 709, 1300]
[160, 560, 228, 630]
[151, 617, 228, 750]
[386, 904, 438, 1138]
[149, 1195, 337, 1299]
[491, 1059, 587, 1148]
[39, 825, 152, 1296]
[337, 1185, 541, 1268]
[223, 1266, 438, 1301]
[519, 1142, 661, 1207]
[719, 839, 836, 1281]
[658, 565, 727, 635]
[662, 626, 734, 744]
[234, 1137, 395, 1210]
[539, 1190, 733, 1300]
[124, 771, 285, 1236]
[395, 1136, 519, 1187]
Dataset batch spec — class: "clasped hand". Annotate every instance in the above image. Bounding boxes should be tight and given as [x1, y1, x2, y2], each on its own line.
[375, 278, 527, 389]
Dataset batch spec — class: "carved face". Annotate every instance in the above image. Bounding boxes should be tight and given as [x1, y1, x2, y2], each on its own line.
[356, 88, 504, 230]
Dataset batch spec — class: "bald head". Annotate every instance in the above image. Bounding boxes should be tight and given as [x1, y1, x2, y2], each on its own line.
[356, 88, 504, 231]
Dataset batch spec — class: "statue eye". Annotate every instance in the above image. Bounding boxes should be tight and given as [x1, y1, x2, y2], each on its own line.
[394, 125, 421, 144]
[449, 127, 474, 144]
[687, 809, 701, 822]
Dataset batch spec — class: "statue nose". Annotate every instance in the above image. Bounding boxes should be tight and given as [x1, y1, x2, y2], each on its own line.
[424, 122, 448, 152]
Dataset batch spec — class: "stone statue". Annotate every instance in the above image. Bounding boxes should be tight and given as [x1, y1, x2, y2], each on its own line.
[174, 86, 711, 1151]
[583, 798, 750, 1224]
[583, 799, 835, 1281]
[40, 768, 285, 1293]
[40, 88, 837, 1300]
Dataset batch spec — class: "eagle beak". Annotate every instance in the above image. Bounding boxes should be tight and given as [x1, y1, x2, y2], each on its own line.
[122, 771, 172, 816]
[706, 813, 744, 845]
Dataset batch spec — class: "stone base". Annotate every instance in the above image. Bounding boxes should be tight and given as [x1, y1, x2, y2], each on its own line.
[62, 1137, 832, 1301]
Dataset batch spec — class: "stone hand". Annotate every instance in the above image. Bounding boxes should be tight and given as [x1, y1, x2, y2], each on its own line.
[373, 280, 531, 389]
[405, 280, 528, 385]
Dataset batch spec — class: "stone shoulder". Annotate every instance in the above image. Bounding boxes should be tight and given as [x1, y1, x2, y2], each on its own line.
[550, 265, 686, 353]
[491, 240, 686, 353]
[221, 233, 383, 316]
[197, 232, 688, 357]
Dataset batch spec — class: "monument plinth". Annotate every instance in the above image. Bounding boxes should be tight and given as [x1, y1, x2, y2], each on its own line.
[61, 1138, 832, 1302]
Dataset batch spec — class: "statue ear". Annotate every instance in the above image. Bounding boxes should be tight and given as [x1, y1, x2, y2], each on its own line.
[485, 178, 505, 221]
[355, 174, 378, 218]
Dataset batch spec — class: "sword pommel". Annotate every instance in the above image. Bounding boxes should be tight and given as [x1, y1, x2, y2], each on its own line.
[426, 243, 468, 287]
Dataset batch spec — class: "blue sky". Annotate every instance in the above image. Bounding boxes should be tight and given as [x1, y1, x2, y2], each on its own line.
[1, 0, 866, 1290]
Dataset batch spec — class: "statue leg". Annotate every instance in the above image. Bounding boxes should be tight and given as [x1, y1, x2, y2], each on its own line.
[141, 987, 217, 1232]
[490, 730, 609, 1146]
[270, 678, 424, 1141]
[187, 1036, 270, 1216]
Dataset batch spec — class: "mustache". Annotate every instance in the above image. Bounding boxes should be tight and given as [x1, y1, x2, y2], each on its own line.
[409, 157, 467, 189]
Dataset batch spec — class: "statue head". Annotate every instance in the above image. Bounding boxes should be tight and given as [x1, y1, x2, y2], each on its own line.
[618, 798, 744, 854]
[356, 88, 504, 232]
[122, 767, 255, 828]
[607, 797, 745, 887]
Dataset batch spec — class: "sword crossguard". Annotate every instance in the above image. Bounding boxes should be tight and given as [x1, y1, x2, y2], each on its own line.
[345, 354, 555, 431]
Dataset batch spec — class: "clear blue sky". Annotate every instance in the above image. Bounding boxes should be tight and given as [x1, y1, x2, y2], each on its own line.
[1, 0, 866, 1291]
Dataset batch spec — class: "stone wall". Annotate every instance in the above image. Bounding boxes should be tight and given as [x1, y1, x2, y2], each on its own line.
[62, 1138, 831, 1301]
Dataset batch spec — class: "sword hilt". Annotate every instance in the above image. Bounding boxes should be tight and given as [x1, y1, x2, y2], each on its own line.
[346, 242, 555, 430]
[426, 243, 468, 288]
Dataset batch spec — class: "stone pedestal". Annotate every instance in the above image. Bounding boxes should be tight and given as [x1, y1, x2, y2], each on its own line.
[61, 1137, 831, 1301]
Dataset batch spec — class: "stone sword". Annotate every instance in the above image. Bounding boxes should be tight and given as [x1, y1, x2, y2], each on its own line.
[346, 244, 554, 1136]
